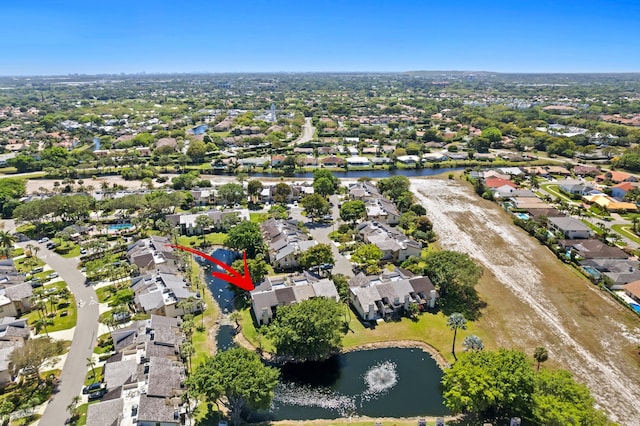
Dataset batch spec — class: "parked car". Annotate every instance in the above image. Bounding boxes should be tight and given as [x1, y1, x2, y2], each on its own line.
[37, 237, 49, 243]
[80, 248, 87, 255]
[88, 388, 107, 400]
[30, 267, 44, 274]
[47, 272, 59, 279]
[82, 382, 105, 394]
[46, 242, 57, 250]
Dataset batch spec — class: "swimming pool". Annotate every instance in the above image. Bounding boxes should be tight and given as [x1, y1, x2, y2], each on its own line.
[514, 212, 530, 220]
[582, 266, 601, 279]
[107, 223, 133, 231]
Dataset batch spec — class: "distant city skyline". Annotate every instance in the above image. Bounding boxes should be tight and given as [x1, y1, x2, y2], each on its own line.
[2, 0, 639, 76]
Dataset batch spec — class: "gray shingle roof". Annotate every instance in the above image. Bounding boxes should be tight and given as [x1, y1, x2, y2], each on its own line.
[86, 397, 123, 426]
[137, 395, 180, 424]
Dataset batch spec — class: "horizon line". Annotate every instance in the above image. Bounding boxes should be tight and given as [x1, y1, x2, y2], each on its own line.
[2, 70, 640, 78]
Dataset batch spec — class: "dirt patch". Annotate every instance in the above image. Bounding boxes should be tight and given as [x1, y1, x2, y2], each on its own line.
[411, 177, 640, 424]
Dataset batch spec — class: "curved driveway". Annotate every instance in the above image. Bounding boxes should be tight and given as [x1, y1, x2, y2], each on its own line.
[20, 240, 99, 426]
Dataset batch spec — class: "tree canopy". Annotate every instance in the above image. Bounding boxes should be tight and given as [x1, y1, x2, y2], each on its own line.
[187, 347, 279, 426]
[421, 250, 484, 319]
[268, 297, 343, 361]
[218, 183, 245, 207]
[9, 337, 62, 384]
[351, 243, 383, 274]
[441, 349, 534, 420]
[377, 175, 410, 202]
[339, 200, 366, 224]
[224, 221, 264, 258]
[300, 193, 330, 221]
[297, 243, 334, 270]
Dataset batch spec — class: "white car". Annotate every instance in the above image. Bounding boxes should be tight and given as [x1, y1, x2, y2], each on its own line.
[47, 272, 59, 279]
[37, 237, 49, 243]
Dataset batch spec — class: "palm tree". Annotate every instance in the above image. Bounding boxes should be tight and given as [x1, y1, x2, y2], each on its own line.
[229, 311, 242, 332]
[462, 335, 484, 351]
[180, 342, 195, 373]
[66, 395, 81, 422]
[32, 245, 40, 258]
[533, 346, 549, 371]
[446, 312, 467, 361]
[25, 243, 34, 258]
[87, 356, 97, 382]
[0, 231, 15, 258]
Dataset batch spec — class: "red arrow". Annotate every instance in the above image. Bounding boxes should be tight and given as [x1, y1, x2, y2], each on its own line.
[167, 245, 254, 291]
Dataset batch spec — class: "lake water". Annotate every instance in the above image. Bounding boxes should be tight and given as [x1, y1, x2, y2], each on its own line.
[203, 249, 449, 421]
[202, 248, 238, 313]
[259, 347, 449, 421]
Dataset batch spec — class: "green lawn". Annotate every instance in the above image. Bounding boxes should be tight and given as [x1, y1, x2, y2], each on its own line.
[177, 232, 227, 248]
[24, 282, 77, 335]
[53, 240, 81, 258]
[612, 224, 640, 245]
[75, 403, 89, 426]
[540, 184, 575, 204]
[580, 219, 604, 235]
[95, 285, 116, 303]
[83, 366, 104, 386]
[191, 259, 219, 369]
[238, 307, 485, 365]
[250, 212, 268, 223]
[13, 256, 45, 273]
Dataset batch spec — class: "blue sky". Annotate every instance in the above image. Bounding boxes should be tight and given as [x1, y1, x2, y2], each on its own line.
[1, 0, 639, 75]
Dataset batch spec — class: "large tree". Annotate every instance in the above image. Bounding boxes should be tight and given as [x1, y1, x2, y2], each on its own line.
[377, 175, 410, 202]
[218, 183, 245, 207]
[421, 250, 484, 319]
[339, 200, 366, 224]
[313, 177, 335, 197]
[532, 369, 608, 425]
[313, 169, 339, 193]
[297, 243, 334, 270]
[186, 139, 207, 163]
[269, 297, 343, 361]
[351, 243, 383, 274]
[224, 221, 264, 258]
[247, 180, 264, 203]
[300, 194, 330, 221]
[187, 347, 279, 426]
[273, 182, 291, 204]
[9, 337, 61, 384]
[441, 349, 535, 420]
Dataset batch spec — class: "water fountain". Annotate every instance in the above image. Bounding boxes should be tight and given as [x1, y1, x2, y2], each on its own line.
[362, 361, 398, 399]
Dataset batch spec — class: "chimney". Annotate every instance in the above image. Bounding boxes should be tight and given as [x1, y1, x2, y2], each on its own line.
[429, 290, 437, 309]
[404, 294, 410, 310]
[368, 304, 375, 320]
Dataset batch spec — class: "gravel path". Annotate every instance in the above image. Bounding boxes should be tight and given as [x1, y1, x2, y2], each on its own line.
[411, 177, 640, 424]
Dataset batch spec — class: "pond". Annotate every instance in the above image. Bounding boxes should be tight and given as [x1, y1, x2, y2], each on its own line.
[202, 248, 238, 313]
[254, 347, 449, 421]
[203, 249, 449, 421]
[192, 124, 209, 135]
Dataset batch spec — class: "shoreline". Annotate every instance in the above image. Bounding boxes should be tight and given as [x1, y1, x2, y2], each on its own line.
[343, 340, 450, 370]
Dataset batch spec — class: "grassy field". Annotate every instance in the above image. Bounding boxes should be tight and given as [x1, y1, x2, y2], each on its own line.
[540, 183, 575, 203]
[190, 257, 220, 369]
[95, 285, 116, 303]
[612, 224, 640, 244]
[24, 281, 77, 334]
[237, 306, 483, 365]
[177, 232, 227, 248]
[250, 212, 269, 223]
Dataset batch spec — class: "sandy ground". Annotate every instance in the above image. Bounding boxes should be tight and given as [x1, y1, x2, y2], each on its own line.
[410, 177, 640, 424]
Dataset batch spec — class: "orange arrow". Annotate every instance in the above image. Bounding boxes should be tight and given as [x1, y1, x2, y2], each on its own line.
[167, 245, 254, 291]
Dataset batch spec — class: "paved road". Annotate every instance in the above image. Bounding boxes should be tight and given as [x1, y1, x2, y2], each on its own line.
[18, 239, 99, 426]
[293, 117, 314, 145]
[289, 195, 354, 277]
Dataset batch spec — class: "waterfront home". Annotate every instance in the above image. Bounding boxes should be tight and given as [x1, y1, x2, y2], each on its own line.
[349, 267, 437, 321]
[250, 272, 339, 325]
